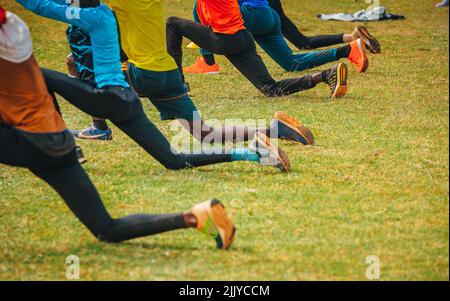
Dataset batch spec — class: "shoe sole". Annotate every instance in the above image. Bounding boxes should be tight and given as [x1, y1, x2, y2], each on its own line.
[355, 26, 381, 54]
[183, 70, 220, 75]
[274, 112, 315, 145]
[256, 132, 291, 173]
[356, 39, 369, 73]
[209, 199, 236, 250]
[331, 63, 348, 99]
[77, 134, 113, 141]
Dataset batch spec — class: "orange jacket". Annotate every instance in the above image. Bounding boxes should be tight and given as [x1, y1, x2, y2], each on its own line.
[0, 56, 66, 133]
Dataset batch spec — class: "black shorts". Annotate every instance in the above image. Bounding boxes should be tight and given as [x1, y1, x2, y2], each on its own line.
[0, 125, 77, 172]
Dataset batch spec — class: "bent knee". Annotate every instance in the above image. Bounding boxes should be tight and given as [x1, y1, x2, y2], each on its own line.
[164, 161, 188, 170]
[96, 230, 123, 244]
[160, 155, 188, 170]
[166, 16, 181, 28]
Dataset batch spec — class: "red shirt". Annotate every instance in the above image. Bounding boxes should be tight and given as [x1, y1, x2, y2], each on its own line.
[196, 0, 246, 34]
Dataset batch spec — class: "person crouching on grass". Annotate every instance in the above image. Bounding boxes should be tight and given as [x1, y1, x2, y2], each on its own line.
[16, 0, 291, 172]
[185, 0, 376, 76]
[108, 0, 315, 148]
[64, 22, 129, 141]
[65, 25, 113, 141]
[166, 0, 349, 99]
[0, 7, 235, 249]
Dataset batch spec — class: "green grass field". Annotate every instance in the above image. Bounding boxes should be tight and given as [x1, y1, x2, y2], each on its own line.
[0, 0, 448, 281]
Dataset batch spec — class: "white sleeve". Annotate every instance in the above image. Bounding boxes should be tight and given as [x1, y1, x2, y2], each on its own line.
[0, 12, 33, 63]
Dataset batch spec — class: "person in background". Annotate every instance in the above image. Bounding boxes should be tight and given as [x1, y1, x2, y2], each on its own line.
[166, 0, 350, 99]
[16, 0, 292, 172]
[65, 25, 113, 141]
[267, 0, 381, 53]
[185, 0, 376, 75]
[109, 0, 316, 148]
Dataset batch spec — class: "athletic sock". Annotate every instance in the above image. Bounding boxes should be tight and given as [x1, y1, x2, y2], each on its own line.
[320, 69, 333, 83]
[230, 148, 259, 162]
[203, 54, 216, 66]
[93, 119, 109, 131]
[310, 71, 326, 85]
[336, 45, 351, 59]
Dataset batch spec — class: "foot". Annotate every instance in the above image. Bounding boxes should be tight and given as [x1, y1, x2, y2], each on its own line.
[250, 132, 291, 172]
[77, 125, 113, 141]
[325, 63, 349, 99]
[69, 129, 80, 138]
[272, 112, 315, 145]
[353, 26, 381, 54]
[191, 199, 236, 250]
[76, 146, 87, 165]
[183, 57, 220, 75]
[348, 39, 369, 73]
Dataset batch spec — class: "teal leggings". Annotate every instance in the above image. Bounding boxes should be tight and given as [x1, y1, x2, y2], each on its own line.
[195, 4, 339, 72]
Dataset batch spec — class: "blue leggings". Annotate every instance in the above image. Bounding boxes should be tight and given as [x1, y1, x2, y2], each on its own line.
[194, 4, 339, 72]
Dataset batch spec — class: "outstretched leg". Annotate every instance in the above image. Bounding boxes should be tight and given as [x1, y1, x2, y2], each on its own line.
[225, 48, 322, 97]
[0, 107, 235, 249]
[32, 163, 192, 243]
[179, 118, 267, 144]
[249, 8, 343, 72]
[166, 16, 232, 82]
[42, 68, 246, 170]
[268, 0, 349, 50]
[111, 103, 234, 170]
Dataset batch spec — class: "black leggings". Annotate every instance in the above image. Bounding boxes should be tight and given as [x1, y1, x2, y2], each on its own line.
[268, 0, 344, 50]
[166, 16, 317, 97]
[0, 125, 187, 243]
[42, 68, 232, 170]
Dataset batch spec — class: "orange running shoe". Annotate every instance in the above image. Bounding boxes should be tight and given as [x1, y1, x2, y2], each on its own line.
[250, 132, 291, 173]
[353, 26, 381, 54]
[191, 199, 236, 250]
[183, 57, 220, 74]
[326, 63, 349, 99]
[348, 38, 369, 73]
[273, 112, 315, 145]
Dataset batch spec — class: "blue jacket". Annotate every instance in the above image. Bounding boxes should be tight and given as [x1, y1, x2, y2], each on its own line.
[239, 0, 269, 8]
[16, 0, 128, 88]
[67, 26, 95, 82]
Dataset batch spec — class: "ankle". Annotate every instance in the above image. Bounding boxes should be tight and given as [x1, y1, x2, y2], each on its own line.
[183, 212, 197, 228]
[203, 54, 216, 66]
[336, 45, 351, 59]
[343, 33, 356, 43]
[92, 120, 109, 131]
[312, 71, 325, 85]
